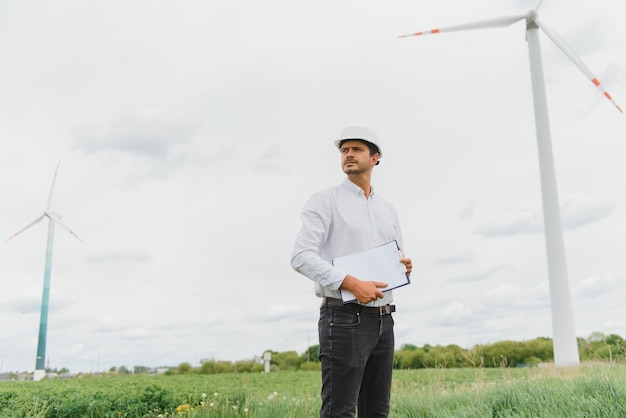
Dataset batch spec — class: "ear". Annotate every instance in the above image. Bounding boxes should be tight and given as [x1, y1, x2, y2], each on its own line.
[371, 153, 380, 166]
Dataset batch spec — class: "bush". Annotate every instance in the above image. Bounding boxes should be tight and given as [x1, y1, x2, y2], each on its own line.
[299, 362, 321, 372]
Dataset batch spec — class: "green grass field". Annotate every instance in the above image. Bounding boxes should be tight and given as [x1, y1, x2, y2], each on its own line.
[1, 364, 625, 417]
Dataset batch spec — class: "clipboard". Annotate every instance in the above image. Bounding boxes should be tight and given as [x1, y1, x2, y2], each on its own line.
[332, 240, 410, 302]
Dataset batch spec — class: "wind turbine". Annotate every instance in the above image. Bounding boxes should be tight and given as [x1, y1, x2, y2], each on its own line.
[399, 2, 621, 367]
[5, 162, 81, 381]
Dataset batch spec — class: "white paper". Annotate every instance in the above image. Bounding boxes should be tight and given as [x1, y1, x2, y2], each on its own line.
[332, 240, 410, 302]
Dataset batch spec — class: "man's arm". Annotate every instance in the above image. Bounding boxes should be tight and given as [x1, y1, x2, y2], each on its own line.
[291, 193, 346, 289]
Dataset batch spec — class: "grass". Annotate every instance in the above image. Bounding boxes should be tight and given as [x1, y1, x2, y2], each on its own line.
[1, 364, 625, 417]
[391, 365, 626, 417]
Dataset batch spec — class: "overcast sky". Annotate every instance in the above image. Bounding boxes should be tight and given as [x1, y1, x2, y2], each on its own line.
[1, 0, 625, 373]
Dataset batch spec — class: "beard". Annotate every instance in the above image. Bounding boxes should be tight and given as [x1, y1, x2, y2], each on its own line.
[342, 161, 369, 175]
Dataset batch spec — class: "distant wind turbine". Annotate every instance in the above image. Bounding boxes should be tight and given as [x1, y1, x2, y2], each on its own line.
[5, 162, 81, 381]
[399, 1, 621, 367]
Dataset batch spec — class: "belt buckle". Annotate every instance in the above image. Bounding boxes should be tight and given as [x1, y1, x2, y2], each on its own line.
[379, 305, 390, 315]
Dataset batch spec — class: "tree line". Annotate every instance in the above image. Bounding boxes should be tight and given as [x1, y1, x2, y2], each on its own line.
[165, 331, 625, 375]
[395, 332, 625, 369]
[14, 332, 620, 379]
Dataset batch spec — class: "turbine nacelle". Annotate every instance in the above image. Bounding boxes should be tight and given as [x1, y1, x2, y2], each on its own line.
[525, 9, 538, 24]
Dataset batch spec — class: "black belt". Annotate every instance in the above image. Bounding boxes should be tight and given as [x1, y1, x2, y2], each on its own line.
[324, 297, 395, 316]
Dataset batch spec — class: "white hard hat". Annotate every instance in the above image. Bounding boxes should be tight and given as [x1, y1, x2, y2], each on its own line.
[334, 126, 382, 158]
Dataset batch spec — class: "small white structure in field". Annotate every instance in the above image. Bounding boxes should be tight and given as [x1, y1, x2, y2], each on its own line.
[263, 351, 271, 373]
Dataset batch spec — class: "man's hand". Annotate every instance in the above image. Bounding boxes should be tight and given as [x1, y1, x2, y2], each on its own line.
[340, 275, 387, 304]
[400, 257, 413, 275]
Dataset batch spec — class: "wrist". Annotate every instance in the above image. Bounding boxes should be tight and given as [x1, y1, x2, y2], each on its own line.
[340, 275, 357, 291]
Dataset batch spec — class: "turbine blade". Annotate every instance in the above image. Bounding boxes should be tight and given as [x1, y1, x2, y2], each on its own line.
[536, 18, 623, 113]
[398, 13, 526, 38]
[47, 160, 60, 210]
[47, 212, 82, 242]
[4, 214, 46, 243]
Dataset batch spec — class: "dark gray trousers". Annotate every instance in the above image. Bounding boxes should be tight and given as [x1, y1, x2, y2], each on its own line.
[318, 304, 395, 418]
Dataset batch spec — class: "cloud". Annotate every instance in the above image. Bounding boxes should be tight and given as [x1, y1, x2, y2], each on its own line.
[59, 343, 86, 358]
[253, 303, 312, 322]
[474, 194, 614, 237]
[0, 297, 40, 314]
[0, 290, 74, 315]
[474, 204, 543, 237]
[72, 110, 201, 161]
[251, 145, 293, 176]
[89, 316, 172, 341]
[561, 194, 614, 229]
[574, 273, 623, 300]
[459, 198, 475, 219]
[447, 265, 512, 283]
[437, 250, 475, 265]
[426, 288, 551, 335]
[486, 282, 519, 299]
[429, 301, 474, 327]
[85, 251, 153, 265]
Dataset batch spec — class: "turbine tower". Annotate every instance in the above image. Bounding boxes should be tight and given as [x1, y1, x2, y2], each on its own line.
[399, 2, 621, 367]
[5, 162, 81, 381]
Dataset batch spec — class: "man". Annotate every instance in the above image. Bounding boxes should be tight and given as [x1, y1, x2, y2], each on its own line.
[291, 126, 412, 418]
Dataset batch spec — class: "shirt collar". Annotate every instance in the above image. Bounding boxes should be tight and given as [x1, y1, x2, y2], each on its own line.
[342, 178, 375, 198]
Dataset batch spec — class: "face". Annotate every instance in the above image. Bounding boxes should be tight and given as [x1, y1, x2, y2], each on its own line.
[340, 140, 379, 175]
